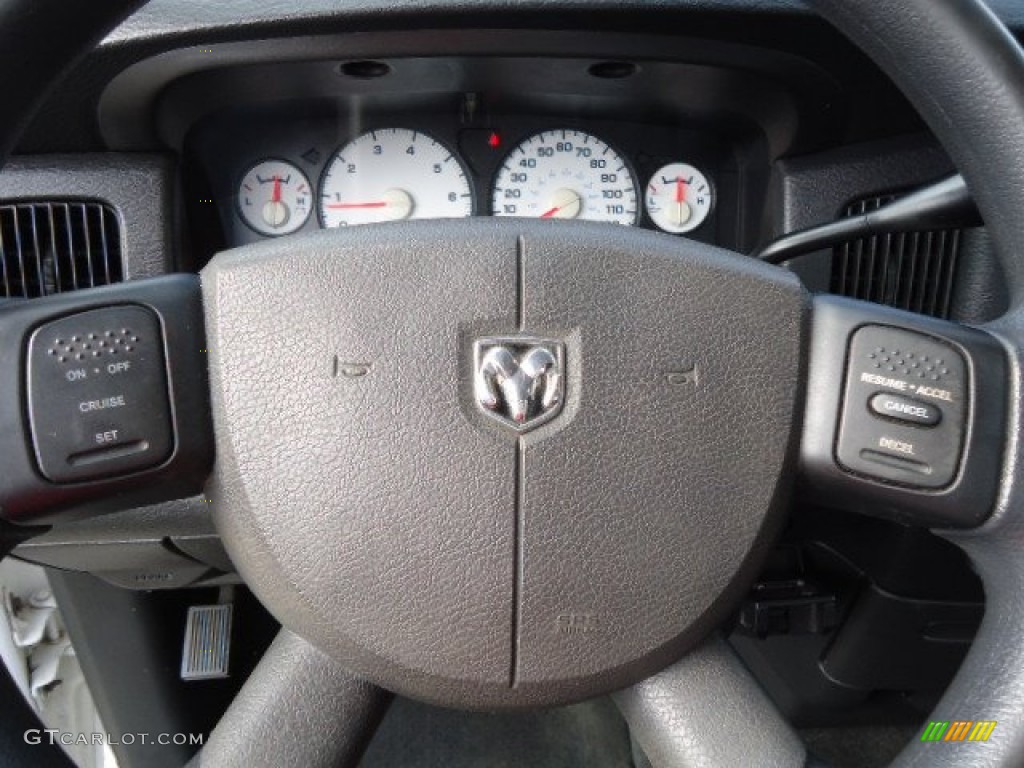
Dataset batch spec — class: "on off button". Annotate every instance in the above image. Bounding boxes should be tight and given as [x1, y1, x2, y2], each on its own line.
[868, 392, 942, 427]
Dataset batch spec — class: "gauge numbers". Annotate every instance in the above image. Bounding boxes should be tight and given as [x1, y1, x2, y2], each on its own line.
[645, 163, 713, 234]
[237, 160, 312, 236]
[492, 129, 638, 225]
[320, 128, 473, 227]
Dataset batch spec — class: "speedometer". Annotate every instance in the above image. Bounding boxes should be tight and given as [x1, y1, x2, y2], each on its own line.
[319, 128, 473, 227]
[491, 129, 638, 225]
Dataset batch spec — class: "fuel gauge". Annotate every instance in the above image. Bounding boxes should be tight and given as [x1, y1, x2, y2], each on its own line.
[645, 163, 713, 234]
[237, 160, 312, 236]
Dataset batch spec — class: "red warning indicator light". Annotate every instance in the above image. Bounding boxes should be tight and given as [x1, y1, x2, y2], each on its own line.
[487, 132, 501, 148]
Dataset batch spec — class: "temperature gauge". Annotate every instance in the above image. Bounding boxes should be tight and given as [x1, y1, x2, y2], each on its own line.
[237, 160, 313, 237]
[645, 163, 713, 234]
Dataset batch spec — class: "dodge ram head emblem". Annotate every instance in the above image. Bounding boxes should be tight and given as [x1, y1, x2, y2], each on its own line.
[474, 338, 565, 432]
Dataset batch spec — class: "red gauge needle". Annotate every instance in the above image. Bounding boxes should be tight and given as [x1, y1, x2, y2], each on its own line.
[271, 176, 282, 204]
[325, 201, 390, 209]
[540, 206, 562, 218]
[675, 177, 686, 204]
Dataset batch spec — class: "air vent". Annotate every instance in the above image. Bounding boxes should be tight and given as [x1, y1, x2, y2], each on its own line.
[0, 201, 122, 299]
[831, 194, 961, 319]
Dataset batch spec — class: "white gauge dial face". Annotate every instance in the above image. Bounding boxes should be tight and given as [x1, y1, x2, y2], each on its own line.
[645, 163, 714, 234]
[319, 129, 474, 227]
[237, 160, 313, 236]
[491, 129, 639, 225]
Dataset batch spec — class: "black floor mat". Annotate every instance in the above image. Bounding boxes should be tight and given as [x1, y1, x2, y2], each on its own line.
[359, 696, 636, 768]
[801, 726, 917, 768]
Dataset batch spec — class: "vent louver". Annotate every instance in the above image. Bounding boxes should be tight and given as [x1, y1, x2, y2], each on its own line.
[0, 201, 122, 299]
[830, 194, 962, 319]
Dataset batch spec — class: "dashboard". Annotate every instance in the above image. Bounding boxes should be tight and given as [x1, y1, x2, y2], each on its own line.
[3, 5, 1023, 763]
[193, 109, 731, 247]
[182, 73, 746, 258]
[151, 43, 839, 265]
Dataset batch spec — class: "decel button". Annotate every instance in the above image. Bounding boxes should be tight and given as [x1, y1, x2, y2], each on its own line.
[868, 392, 942, 427]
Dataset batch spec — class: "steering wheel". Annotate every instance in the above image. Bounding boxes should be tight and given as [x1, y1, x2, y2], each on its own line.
[2, 0, 1024, 766]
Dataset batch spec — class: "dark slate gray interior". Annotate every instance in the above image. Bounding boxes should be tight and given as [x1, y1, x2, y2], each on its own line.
[3, 1, 1024, 767]
[202, 219, 806, 707]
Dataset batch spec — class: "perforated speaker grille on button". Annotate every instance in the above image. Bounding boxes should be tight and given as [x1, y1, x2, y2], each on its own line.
[864, 346, 953, 382]
[45, 328, 141, 364]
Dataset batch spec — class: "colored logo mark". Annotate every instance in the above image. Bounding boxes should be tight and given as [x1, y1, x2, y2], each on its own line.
[921, 721, 997, 743]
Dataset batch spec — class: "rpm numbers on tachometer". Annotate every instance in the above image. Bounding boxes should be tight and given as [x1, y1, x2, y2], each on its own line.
[320, 128, 474, 227]
[491, 129, 638, 225]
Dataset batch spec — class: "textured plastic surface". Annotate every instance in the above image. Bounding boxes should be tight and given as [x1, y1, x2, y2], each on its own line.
[27, 305, 173, 483]
[614, 635, 806, 768]
[101, 0, 1024, 47]
[820, 584, 981, 692]
[836, 325, 966, 489]
[767, 137, 955, 293]
[2, 0, 1024, 766]
[809, 0, 1024, 763]
[0, 276, 213, 522]
[203, 218, 807, 708]
[0, 154, 178, 280]
[801, 296, 1005, 528]
[513, 225, 806, 696]
[187, 630, 391, 768]
[760, 174, 979, 264]
[12, 496, 230, 590]
[0, 0, 142, 165]
[97, 27, 836, 153]
[205, 221, 519, 705]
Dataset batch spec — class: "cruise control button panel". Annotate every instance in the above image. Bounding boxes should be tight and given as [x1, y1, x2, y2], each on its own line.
[836, 326, 966, 489]
[27, 306, 173, 483]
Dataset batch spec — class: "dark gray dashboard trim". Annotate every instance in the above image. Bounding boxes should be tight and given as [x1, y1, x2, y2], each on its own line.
[769, 136, 953, 237]
[97, 30, 840, 156]
[12, 2, 936, 155]
[767, 136, 953, 291]
[768, 135, 1005, 324]
[12, 496, 232, 590]
[100, 0, 1024, 47]
[0, 154, 177, 279]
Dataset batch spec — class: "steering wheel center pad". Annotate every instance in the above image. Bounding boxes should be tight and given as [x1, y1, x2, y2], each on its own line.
[202, 219, 808, 708]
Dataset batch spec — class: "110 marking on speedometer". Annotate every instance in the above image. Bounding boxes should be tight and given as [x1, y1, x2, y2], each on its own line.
[491, 129, 639, 225]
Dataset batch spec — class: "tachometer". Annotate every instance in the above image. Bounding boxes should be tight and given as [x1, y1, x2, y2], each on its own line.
[491, 129, 638, 225]
[319, 128, 473, 227]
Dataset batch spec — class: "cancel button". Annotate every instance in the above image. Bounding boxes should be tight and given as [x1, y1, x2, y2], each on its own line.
[869, 392, 942, 427]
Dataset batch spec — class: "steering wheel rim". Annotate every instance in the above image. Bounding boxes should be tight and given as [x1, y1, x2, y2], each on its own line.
[814, 1, 1024, 765]
[3, 1, 1024, 767]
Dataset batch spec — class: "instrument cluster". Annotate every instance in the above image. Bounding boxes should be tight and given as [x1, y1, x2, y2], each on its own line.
[188, 109, 738, 255]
